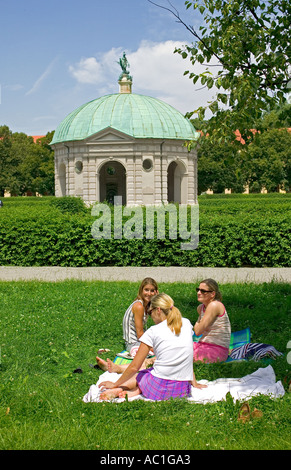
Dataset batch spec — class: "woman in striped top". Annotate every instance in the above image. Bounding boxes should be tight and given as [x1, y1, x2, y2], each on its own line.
[95, 277, 158, 372]
[122, 277, 158, 357]
[193, 279, 231, 363]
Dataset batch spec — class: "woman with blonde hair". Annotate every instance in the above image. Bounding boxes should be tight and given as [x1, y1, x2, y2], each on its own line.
[193, 279, 231, 363]
[122, 277, 158, 357]
[99, 293, 205, 401]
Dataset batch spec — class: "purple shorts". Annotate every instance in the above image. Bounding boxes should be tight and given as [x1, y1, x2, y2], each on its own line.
[136, 368, 191, 401]
[193, 341, 229, 363]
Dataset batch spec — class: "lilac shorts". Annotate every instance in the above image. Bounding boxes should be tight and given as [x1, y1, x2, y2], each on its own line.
[136, 368, 191, 401]
[193, 342, 229, 363]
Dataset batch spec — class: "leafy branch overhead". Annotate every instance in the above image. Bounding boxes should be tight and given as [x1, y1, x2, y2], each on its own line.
[148, 0, 291, 144]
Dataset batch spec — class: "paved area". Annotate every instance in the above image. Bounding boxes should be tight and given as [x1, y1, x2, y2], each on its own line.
[0, 266, 290, 283]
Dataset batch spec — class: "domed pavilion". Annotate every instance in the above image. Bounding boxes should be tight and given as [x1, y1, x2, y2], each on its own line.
[51, 54, 199, 206]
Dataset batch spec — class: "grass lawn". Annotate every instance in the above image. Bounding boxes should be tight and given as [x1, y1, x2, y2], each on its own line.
[0, 280, 290, 450]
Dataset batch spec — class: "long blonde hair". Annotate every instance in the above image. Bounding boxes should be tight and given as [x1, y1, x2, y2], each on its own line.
[136, 277, 158, 301]
[150, 293, 182, 335]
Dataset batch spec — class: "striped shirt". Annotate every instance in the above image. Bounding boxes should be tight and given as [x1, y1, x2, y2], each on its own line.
[122, 299, 147, 348]
[199, 303, 231, 349]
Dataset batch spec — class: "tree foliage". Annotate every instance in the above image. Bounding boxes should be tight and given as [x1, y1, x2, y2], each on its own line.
[0, 126, 55, 196]
[149, 0, 291, 144]
[196, 124, 291, 194]
[240, 128, 291, 193]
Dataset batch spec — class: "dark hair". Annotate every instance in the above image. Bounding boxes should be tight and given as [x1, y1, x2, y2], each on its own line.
[200, 279, 222, 301]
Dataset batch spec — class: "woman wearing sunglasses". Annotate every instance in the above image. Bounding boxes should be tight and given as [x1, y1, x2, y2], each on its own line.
[98, 293, 205, 401]
[193, 279, 231, 363]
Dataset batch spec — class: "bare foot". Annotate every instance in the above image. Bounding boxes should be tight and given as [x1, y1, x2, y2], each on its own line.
[100, 387, 122, 401]
[96, 356, 108, 371]
[107, 359, 126, 374]
[118, 387, 141, 399]
[96, 356, 129, 374]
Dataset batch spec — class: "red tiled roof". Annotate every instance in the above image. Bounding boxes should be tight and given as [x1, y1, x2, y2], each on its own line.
[31, 135, 45, 142]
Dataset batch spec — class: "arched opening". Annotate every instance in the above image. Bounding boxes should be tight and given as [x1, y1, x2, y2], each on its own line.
[167, 161, 188, 204]
[167, 160, 187, 204]
[59, 163, 66, 196]
[99, 161, 126, 205]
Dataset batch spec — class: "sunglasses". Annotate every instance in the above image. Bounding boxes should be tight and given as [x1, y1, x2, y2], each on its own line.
[147, 302, 156, 315]
[196, 288, 213, 294]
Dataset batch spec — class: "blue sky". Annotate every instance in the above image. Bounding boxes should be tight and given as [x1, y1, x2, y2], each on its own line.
[1, 0, 214, 136]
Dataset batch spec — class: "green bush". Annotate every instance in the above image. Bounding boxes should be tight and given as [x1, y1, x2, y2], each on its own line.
[0, 195, 290, 267]
[49, 196, 88, 214]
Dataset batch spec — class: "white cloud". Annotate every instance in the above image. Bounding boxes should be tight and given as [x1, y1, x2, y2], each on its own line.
[68, 41, 220, 116]
[69, 57, 105, 85]
[129, 40, 221, 115]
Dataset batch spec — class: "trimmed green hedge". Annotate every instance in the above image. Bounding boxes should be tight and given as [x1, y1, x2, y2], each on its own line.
[0, 195, 290, 267]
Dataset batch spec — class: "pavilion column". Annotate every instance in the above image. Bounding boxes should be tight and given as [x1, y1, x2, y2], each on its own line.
[67, 158, 74, 196]
[81, 156, 89, 202]
[154, 154, 162, 204]
[187, 156, 196, 205]
[161, 157, 168, 204]
[193, 154, 198, 204]
[126, 159, 135, 206]
[87, 156, 97, 203]
[54, 155, 59, 197]
[134, 155, 143, 205]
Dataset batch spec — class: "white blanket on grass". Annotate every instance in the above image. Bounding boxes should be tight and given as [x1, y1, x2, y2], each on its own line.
[82, 365, 285, 404]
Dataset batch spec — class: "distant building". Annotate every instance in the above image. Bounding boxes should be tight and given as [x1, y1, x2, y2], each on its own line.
[32, 135, 45, 143]
[50, 55, 199, 206]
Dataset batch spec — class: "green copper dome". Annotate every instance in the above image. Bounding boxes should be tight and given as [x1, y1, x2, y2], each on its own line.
[51, 93, 199, 144]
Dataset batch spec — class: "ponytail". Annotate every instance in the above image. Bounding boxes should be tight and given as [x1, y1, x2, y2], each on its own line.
[150, 293, 182, 335]
[166, 305, 182, 335]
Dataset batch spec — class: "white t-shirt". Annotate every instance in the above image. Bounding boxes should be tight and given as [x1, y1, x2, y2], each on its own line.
[139, 317, 193, 381]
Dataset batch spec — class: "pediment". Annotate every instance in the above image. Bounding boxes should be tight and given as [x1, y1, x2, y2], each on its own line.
[86, 127, 134, 143]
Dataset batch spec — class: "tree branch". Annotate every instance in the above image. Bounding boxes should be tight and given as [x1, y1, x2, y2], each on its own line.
[147, 0, 226, 67]
[248, 7, 270, 29]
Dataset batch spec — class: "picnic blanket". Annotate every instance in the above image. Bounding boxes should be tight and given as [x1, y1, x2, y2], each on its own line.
[193, 327, 252, 349]
[228, 343, 283, 362]
[82, 364, 285, 404]
[114, 328, 282, 365]
[113, 328, 283, 364]
[224, 328, 283, 362]
[113, 328, 251, 365]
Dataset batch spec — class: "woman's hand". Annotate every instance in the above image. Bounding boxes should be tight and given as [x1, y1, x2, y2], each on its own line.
[98, 380, 115, 390]
[193, 382, 208, 389]
[191, 375, 208, 389]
